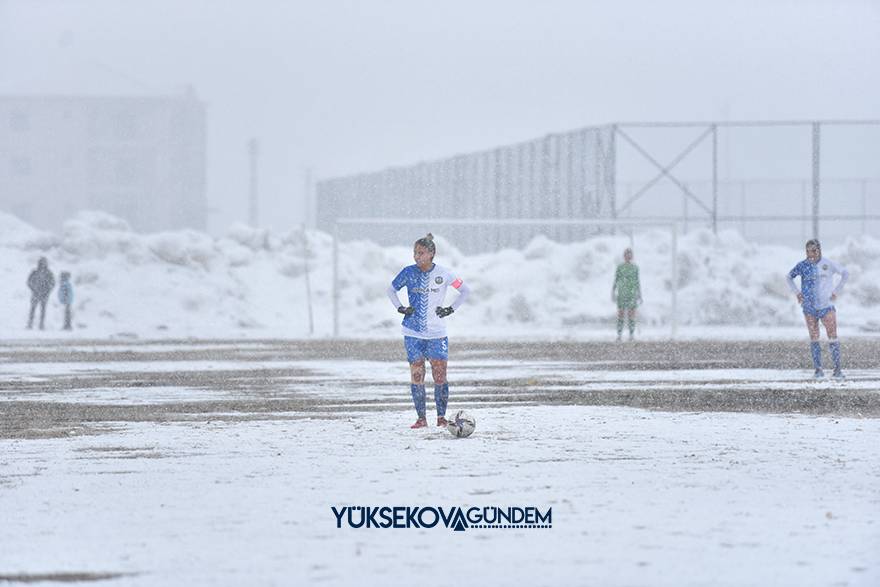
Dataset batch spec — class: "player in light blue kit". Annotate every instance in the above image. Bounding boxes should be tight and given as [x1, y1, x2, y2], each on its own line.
[388, 234, 470, 429]
[786, 239, 849, 379]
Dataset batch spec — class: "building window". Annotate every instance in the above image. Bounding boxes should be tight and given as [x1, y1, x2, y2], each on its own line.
[10, 111, 29, 131]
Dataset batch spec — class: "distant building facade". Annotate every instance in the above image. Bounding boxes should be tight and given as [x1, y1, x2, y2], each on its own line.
[0, 92, 206, 232]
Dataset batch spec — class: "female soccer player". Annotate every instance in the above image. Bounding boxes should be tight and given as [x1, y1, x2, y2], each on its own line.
[611, 248, 642, 341]
[786, 239, 849, 379]
[387, 234, 470, 429]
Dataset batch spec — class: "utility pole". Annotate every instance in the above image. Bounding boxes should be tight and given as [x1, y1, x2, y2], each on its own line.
[304, 166, 313, 228]
[811, 123, 820, 239]
[303, 167, 315, 336]
[248, 138, 259, 227]
[711, 124, 718, 234]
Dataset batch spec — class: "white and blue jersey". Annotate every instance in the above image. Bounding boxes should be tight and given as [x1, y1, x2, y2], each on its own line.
[786, 257, 848, 313]
[387, 263, 469, 339]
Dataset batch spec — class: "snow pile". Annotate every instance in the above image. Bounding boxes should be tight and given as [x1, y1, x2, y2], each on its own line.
[1, 210, 877, 339]
[0, 213, 59, 250]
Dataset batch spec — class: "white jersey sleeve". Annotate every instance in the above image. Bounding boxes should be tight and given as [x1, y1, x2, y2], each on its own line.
[450, 278, 469, 310]
[828, 259, 849, 296]
[387, 285, 404, 310]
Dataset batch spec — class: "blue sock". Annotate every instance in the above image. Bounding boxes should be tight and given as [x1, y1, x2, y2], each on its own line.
[810, 341, 822, 370]
[829, 339, 841, 371]
[410, 384, 426, 418]
[434, 383, 449, 417]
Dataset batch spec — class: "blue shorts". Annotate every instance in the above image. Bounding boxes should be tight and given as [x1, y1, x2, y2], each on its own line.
[803, 305, 835, 319]
[404, 336, 448, 363]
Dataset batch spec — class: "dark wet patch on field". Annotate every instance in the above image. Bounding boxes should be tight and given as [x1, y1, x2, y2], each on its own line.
[0, 339, 878, 439]
[1, 338, 878, 368]
[0, 572, 136, 583]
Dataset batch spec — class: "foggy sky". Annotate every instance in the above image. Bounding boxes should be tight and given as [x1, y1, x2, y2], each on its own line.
[1, 0, 878, 233]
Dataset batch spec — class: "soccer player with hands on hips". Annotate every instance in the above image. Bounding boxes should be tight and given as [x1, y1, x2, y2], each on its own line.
[388, 234, 470, 429]
[786, 238, 849, 379]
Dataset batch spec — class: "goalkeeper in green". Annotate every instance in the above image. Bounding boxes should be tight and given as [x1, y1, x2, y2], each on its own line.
[612, 248, 642, 341]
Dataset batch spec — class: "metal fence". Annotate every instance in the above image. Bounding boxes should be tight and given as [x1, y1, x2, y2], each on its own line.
[318, 126, 615, 251]
[317, 120, 880, 251]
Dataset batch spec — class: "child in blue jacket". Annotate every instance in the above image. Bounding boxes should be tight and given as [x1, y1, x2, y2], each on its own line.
[58, 272, 74, 331]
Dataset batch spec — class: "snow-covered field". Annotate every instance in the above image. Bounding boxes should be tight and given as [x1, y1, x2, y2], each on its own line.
[2, 212, 878, 584]
[3, 408, 878, 587]
[1, 340, 878, 586]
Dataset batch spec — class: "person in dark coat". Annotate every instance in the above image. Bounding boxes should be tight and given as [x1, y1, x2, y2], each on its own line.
[27, 257, 55, 330]
[58, 271, 74, 331]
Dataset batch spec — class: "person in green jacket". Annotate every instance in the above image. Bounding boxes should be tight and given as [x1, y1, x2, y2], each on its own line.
[612, 248, 642, 341]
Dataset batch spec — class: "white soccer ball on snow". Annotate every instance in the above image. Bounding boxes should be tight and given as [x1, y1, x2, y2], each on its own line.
[446, 410, 476, 438]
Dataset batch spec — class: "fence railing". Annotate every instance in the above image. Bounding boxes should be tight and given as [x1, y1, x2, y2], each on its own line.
[316, 120, 880, 251]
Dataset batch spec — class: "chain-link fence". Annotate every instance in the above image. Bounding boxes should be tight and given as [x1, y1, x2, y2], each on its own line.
[318, 126, 615, 251]
[317, 120, 880, 252]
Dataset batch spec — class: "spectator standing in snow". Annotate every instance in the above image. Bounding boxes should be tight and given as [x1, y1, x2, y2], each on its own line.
[58, 272, 74, 331]
[27, 257, 55, 330]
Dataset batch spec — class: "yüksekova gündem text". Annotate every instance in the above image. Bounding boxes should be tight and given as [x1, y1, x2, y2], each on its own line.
[331, 505, 552, 530]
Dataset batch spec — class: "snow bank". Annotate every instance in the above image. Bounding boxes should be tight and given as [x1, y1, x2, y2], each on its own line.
[1, 210, 877, 339]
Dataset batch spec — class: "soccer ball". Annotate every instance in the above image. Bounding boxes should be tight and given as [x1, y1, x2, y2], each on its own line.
[446, 410, 476, 438]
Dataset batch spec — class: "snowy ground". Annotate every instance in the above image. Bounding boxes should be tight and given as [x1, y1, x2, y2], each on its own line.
[1, 339, 878, 586]
[5, 210, 880, 341]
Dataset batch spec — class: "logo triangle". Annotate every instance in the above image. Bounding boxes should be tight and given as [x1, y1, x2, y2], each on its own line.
[451, 509, 468, 532]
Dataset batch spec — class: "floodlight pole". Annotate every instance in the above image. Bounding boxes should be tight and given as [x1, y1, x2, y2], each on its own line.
[332, 223, 339, 337]
[609, 124, 618, 222]
[711, 124, 718, 234]
[302, 224, 315, 336]
[671, 223, 678, 339]
[811, 122, 821, 239]
[248, 138, 259, 227]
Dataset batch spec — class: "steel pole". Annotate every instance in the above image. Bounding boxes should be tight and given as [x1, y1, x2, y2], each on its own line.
[671, 222, 678, 340]
[712, 124, 718, 234]
[812, 122, 821, 238]
[332, 223, 339, 338]
[303, 224, 314, 336]
[610, 125, 618, 221]
[248, 138, 259, 227]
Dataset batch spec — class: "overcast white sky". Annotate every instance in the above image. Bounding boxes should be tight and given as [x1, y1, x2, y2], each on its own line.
[1, 0, 878, 232]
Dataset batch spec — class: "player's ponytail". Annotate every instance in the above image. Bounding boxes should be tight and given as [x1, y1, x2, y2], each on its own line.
[414, 233, 436, 256]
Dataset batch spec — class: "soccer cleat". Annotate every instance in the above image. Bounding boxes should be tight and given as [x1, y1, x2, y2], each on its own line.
[437, 416, 448, 427]
[410, 418, 428, 429]
[813, 369, 825, 379]
[832, 369, 845, 380]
